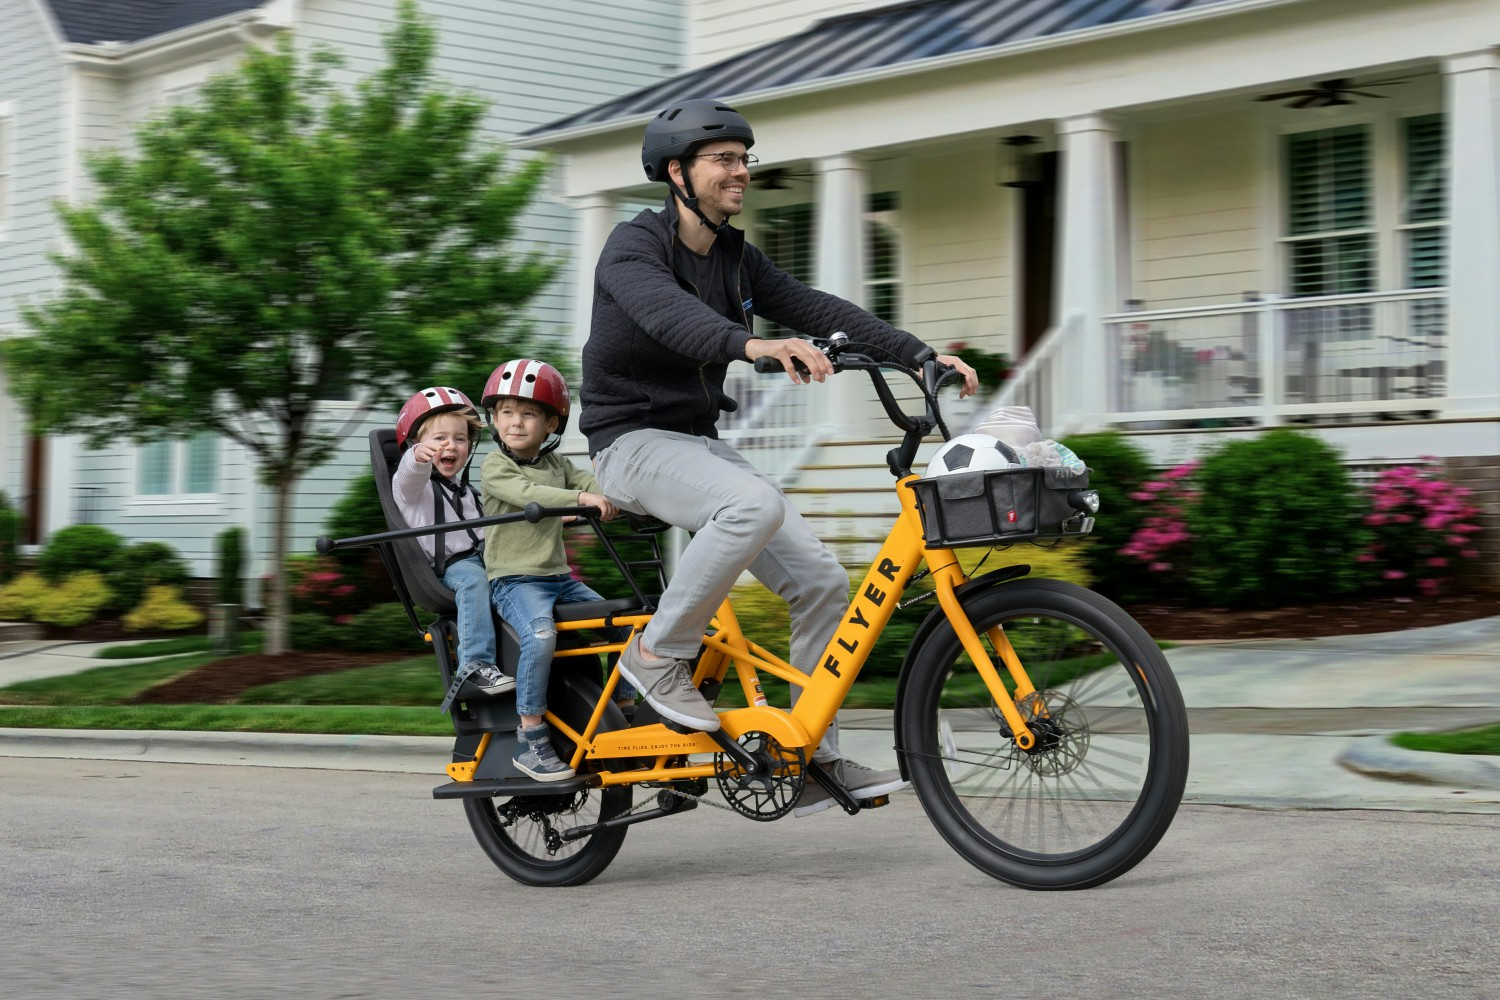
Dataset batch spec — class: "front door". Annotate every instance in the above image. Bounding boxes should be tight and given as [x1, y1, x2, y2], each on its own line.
[1018, 150, 1059, 357]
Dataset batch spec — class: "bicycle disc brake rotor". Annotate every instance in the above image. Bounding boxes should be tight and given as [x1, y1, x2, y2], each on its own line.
[714, 731, 806, 821]
[1005, 690, 1090, 778]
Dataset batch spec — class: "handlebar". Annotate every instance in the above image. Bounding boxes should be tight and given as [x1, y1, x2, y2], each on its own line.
[751, 335, 965, 476]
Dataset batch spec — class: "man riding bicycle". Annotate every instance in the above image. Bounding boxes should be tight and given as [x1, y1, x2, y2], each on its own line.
[582, 97, 978, 817]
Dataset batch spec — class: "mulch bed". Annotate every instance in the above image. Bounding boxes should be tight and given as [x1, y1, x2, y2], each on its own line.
[1123, 590, 1500, 641]
[99, 590, 1500, 703]
[127, 651, 407, 704]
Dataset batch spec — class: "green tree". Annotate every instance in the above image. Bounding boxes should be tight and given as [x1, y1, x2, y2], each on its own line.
[3, 3, 556, 653]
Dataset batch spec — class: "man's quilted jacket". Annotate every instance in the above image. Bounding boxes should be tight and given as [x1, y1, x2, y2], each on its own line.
[579, 197, 931, 456]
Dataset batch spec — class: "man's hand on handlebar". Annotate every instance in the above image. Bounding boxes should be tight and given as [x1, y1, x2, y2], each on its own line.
[744, 337, 833, 384]
[934, 353, 980, 397]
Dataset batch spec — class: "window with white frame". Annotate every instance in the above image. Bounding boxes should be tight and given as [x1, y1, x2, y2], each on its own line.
[865, 191, 901, 325]
[756, 192, 902, 335]
[137, 433, 219, 497]
[1281, 115, 1448, 297]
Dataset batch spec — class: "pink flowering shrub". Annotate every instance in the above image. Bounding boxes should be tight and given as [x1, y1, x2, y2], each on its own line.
[1119, 461, 1200, 582]
[285, 555, 364, 620]
[1358, 464, 1482, 595]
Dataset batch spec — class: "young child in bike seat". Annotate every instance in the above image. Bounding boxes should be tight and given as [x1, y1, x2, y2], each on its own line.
[479, 359, 634, 782]
[391, 387, 512, 713]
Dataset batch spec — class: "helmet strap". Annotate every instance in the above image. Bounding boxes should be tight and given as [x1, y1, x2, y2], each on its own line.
[668, 171, 731, 237]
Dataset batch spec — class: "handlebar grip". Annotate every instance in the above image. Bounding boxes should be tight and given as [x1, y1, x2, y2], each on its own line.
[523, 502, 544, 523]
[753, 356, 811, 377]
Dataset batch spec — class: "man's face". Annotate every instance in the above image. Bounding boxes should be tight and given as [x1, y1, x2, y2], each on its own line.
[672, 139, 750, 222]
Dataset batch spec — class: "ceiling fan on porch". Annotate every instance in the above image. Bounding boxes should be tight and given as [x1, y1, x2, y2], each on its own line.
[751, 166, 816, 190]
[1254, 76, 1411, 109]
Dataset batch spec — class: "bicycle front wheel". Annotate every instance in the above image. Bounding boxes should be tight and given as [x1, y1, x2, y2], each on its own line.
[899, 578, 1188, 890]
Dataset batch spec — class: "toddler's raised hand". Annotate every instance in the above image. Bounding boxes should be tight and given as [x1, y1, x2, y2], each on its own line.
[411, 440, 439, 466]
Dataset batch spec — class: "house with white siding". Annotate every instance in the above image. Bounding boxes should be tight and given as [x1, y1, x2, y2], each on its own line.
[517, 0, 1499, 574]
[0, 0, 681, 584]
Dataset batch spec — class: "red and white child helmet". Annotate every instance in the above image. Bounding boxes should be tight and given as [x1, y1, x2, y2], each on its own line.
[395, 386, 481, 448]
[482, 359, 571, 434]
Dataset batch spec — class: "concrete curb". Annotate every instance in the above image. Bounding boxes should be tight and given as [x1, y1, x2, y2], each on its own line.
[0, 727, 450, 774]
[1337, 736, 1500, 791]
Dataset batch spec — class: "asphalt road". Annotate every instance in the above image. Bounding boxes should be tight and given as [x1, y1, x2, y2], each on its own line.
[4, 758, 1498, 999]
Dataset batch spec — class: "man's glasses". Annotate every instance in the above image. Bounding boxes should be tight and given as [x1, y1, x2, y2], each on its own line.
[693, 152, 758, 171]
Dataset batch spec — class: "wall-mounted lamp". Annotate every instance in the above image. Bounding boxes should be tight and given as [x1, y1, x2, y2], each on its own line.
[997, 134, 1043, 188]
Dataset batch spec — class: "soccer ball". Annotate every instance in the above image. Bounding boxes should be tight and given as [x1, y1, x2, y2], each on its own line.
[927, 433, 1022, 477]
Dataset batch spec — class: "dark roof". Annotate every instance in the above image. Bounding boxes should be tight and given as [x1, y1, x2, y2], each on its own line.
[45, 0, 265, 45]
[526, 0, 1241, 137]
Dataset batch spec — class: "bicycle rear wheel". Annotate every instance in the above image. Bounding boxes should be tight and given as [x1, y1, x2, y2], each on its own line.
[899, 578, 1188, 890]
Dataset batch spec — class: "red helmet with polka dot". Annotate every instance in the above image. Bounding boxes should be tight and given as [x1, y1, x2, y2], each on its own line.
[395, 386, 481, 449]
[482, 359, 571, 435]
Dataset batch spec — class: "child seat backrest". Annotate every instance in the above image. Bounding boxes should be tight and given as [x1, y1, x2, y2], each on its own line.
[368, 427, 458, 617]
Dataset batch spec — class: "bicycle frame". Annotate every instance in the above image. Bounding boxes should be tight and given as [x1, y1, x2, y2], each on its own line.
[462, 474, 1043, 789]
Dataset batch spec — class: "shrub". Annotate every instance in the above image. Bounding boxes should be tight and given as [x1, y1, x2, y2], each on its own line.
[286, 555, 365, 620]
[289, 612, 344, 652]
[123, 586, 205, 631]
[0, 572, 50, 620]
[217, 527, 246, 606]
[36, 524, 124, 583]
[321, 475, 399, 608]
[958, 542, 1094, 589]
[107, 541, 189, 611]
[1357, 465, 1483, 596]
[1189, 430, 1366, 607]
[344, 603, 426, 653]
[1058, 432, 1156, 601]
[0, 492, 23, 584]
[1118, 461, 1200, 589]
[33, 571, 114, 627]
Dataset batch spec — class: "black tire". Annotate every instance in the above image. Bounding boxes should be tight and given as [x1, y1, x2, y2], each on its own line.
[899, 578, 1188, 890]
[464, 659, 633, 887]
[463, 785, 631, 888]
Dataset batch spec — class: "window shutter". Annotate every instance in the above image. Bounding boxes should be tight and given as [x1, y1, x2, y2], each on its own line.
[1283, 126, 1374, 297]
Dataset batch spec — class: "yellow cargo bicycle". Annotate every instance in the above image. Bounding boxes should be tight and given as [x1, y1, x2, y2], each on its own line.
[318, 344, 1189, 890]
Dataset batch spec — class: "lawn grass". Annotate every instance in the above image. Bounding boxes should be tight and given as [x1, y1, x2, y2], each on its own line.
[0, 704, 453, 736]
[0, 654, 214, 705]
[237, 656, 440, 705]
[1392, 724, 1500, 756]
[94, 633, 263, 659]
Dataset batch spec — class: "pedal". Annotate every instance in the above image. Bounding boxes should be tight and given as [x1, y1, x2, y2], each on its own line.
[858, 794, 891, 810]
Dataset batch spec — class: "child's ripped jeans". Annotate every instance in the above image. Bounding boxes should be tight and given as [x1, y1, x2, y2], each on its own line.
[490, 573, 634, 717]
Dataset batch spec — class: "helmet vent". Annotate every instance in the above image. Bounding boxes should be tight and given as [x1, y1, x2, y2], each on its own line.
[666, 108, 682, 120]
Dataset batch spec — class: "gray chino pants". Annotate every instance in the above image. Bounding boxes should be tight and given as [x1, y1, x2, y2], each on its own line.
[593, 429, 850, 762]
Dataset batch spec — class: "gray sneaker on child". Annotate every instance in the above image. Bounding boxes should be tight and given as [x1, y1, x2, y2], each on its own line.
[513, 723, 575, 781]
[616, 635, 720, 732]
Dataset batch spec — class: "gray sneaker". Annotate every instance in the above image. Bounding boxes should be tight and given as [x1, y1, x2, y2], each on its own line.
[616, 635, 720, 732]
[793, 758, 910, 818]
[513, 724, 575, 782]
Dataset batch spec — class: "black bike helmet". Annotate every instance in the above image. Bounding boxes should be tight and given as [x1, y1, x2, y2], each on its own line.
[641, 99, 755, 182]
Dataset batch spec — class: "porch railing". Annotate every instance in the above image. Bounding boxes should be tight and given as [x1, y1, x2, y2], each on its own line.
[716, 366, 828, 485]
[985, 312, 1087, 437]
[1104, 290, 1447, 426]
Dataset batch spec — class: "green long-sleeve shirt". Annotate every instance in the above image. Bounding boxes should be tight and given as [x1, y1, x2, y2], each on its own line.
[481, 449, 599, 578]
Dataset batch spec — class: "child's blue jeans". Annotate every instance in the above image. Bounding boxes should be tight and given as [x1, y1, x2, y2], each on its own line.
[491, 573, 633, 717]
[440, 553, 497, 671]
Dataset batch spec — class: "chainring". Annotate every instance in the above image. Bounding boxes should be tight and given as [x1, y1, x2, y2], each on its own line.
[714, 731, 806, 821]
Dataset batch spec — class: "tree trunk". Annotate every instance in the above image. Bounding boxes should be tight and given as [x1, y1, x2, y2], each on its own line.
[265, 476, 294, 656]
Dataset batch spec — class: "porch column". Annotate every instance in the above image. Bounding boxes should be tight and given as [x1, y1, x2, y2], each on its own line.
[815, 155, 868, 437]
[1443, 50, 1500, 412]
[569, 194, 615, 356]
[1056, 115, 1121, 431]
